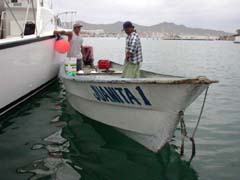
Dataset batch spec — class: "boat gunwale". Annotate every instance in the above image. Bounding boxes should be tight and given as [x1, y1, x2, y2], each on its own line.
[0, 35, 55, 50]
[60, 66, 218, 85]
[64, 77, 218, 85]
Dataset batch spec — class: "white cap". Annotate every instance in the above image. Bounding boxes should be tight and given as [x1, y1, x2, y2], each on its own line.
[73, 23, 83, 28]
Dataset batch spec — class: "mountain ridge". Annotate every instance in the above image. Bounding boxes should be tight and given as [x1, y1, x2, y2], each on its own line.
[77, 21, 231, 36]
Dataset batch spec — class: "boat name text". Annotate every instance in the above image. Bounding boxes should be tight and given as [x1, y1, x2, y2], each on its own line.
[90, 86, 152, 106]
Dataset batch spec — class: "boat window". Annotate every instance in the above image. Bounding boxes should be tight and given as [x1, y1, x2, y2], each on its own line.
[11, 0, 18, 3]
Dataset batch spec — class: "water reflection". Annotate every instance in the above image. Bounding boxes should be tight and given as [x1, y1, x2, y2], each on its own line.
[17, 129, 81, 180]
[18, 95, 198, 180]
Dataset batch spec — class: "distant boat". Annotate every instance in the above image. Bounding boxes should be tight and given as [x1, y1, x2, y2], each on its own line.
[0, 0, 59, 116]
[234, 36, 240, 43]
[60, 61, 218, 152]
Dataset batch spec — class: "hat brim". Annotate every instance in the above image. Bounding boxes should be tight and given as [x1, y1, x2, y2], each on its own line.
[122, 26, 134, 31]
[73, 25, 83, 28]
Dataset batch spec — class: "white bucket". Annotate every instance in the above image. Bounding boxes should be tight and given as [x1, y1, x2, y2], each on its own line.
[64, 57, 77, 72]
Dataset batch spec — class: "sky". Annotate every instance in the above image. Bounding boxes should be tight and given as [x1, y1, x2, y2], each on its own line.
[52, 0, 240, 33]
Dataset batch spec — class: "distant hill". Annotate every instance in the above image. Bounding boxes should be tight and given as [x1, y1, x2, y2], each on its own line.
[78, 21, 231, 36]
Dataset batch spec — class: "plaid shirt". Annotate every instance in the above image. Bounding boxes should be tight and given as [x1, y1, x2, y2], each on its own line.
[126, 31, 143, 64]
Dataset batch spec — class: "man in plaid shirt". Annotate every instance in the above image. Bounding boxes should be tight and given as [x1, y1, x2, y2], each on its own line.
[122, 21, 143, 78]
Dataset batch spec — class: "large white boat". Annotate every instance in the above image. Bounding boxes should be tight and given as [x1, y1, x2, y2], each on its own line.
[0, 0, 59, 116]
[60, 61, 218, 152]
[234, 36, 240, 43]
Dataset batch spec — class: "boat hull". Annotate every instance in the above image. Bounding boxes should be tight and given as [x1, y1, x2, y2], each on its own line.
[234, 36, 240, 43]
[62, 73, 208, 152]
[0, 36, 59, 116]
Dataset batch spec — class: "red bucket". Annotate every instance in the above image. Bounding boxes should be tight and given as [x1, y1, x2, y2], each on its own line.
[98, 60, 111, 69]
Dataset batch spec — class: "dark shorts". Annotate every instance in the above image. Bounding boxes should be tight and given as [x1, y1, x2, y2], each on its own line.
[76, 58, 83, 71]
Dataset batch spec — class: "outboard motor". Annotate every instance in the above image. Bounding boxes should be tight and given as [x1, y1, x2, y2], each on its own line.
[82, 46, 94, 66]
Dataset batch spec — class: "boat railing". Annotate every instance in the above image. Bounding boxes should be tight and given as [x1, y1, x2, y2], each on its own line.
[2, 0, 37, 38]
[55, 11, 77, 30]
[3, 0, 24, 37]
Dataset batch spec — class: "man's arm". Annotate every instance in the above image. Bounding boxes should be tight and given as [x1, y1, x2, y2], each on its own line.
[125, 51, 133, 61]
[125, 35, 137, 61]
[53, 30, 73, 41]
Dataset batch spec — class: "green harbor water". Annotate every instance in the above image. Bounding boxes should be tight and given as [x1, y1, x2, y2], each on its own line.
[0, 38, 240, 180]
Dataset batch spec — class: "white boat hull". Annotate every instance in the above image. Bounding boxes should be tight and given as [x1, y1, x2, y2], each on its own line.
[0, 36, 59, 115]
[60, 65, 211, 152]
[234, 36, 240, 43]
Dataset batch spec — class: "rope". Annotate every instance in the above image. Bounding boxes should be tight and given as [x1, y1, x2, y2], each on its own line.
[179, 86, 209, 164]
[192, 86, 209, 138]
[179, 111, 186, 156]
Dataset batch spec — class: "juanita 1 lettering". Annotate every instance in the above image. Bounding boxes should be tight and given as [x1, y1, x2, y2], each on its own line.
[90, 85, 152, 106]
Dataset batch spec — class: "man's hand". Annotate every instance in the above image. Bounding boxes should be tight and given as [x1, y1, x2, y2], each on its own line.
[53, 30, 58, 35]
[125, 52, 133, 61]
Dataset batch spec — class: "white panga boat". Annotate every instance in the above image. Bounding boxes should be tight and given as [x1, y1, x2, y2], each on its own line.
[0, 0, 59, 116]
[60, 61, 218, 152]
[234, 36, 240, 44]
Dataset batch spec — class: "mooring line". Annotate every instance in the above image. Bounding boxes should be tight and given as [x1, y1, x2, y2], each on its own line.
[179, 86, 209, 164]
